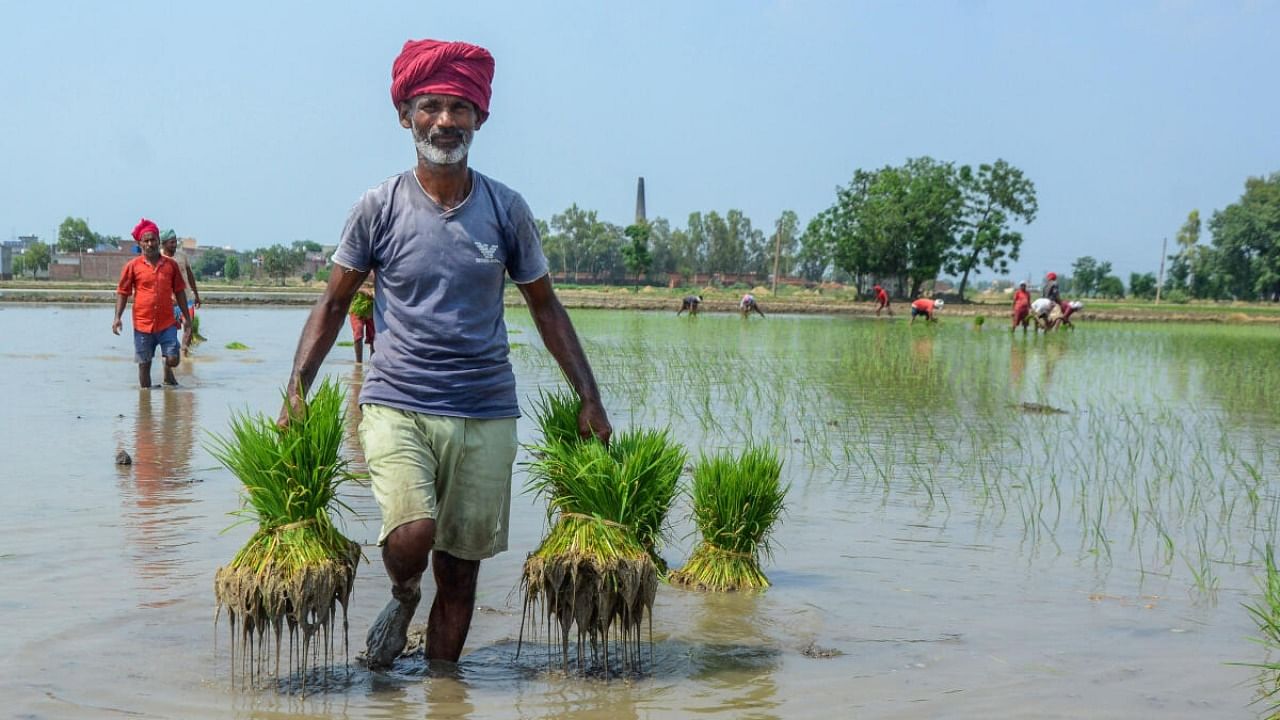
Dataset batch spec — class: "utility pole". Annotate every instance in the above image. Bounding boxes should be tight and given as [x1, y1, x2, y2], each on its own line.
[770, 221, 782, 296]
[1155, 236, 1167, 304]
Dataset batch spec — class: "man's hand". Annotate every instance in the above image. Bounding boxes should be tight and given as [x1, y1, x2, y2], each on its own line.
[277, 391, 306, 430]
[193, 294, 202, 309]
[112, 318, 122, 335]
[578, 399, 612, 445]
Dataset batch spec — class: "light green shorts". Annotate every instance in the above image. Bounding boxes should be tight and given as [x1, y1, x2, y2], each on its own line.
[358, 403, 517, 561]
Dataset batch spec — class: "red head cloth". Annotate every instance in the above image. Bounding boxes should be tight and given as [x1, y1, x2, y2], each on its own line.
[391, 39, 495, 125]
[1047, 272, 1058, 281]
[132, 218, 159, 242]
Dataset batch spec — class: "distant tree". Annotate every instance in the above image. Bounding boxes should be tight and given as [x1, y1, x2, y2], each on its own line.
[820, 157, 962, 297]
[196, 248, 229, 279]
[672, 213, 708, 276]
[224, 255, 241, 281]
[259, 244, 305, 285]
[1128, 272, 1157, 299]
[11, 255, 25, 277]
[292, 239, 323, 253]
[704, 211, 742, 276]
[57, 216, 101, 254]
[1096, 275, 1125, 299]
[1208, 172, 1280, 301]
[795, 215, 833, 282]
[1070, 256, 1112, 297]
[771, 210, 800, 278]
[945, 160, 1038, 302]
[549, 204, 613, 282]
[1176, 210, 1201, 253]
[23, 241, 51, 277]
[646, 217, 676, 276]
[621, 222, 652, 285]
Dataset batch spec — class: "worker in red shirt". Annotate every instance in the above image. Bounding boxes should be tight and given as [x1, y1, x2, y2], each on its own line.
[873, 284, 892, 316]
[1011, 281, 1032, 332]
[909, 297, 943, 324]
[112, 218, 191, 388]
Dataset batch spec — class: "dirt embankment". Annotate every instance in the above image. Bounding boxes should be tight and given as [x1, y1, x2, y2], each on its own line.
[3, 283, 1278, 324]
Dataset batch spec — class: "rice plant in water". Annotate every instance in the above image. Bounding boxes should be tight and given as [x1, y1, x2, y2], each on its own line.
[519, 390, 685, 674]
[1240, 545, 1280, 714]
[671, 444, 787, 592]
[208, 377, 361, 690]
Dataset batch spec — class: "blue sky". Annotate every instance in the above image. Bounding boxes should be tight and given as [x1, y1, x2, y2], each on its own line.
[2, 1, 1277, 282]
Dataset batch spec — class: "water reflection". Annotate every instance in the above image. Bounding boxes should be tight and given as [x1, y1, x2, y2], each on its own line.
[683, 593, 781, 718]
[117, 387, 200, 608]
[1010, 338, 1027, 390]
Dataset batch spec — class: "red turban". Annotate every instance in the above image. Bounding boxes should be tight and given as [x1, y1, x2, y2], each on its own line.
[391, 39, 495, 125]
[1046, 272, 1058, 281]
[132, 218, 159, 242]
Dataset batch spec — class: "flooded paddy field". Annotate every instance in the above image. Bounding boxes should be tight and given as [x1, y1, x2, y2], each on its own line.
[2, 303, 1278, 718]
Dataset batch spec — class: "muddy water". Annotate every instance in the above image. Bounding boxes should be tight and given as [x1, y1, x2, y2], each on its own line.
[2, 303, 1277, 718]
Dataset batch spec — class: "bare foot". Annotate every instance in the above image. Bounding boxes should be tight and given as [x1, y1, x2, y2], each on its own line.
[364, 589, 421, 669]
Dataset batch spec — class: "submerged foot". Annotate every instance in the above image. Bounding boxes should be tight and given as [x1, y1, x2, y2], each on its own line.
[364, 590, 421, 669]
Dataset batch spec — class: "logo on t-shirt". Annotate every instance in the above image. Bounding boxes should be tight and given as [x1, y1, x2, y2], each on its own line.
[473, 241, 500, 264]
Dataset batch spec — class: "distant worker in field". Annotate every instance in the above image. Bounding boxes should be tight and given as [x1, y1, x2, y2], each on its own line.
[677, 294, 702, 316]
[909, 297, 943, 324]
[1030, 296, 1062, 331]
[873, 284, 892, 316]
[348, 273, 376, 363]
[739, 292, 765, 318]
[113, 218, 191, 388]
[1011, 281, 1032, 332]
[1059, 300, 1083, 330]
[161, 229, 202, 356]
[1043, 272, 1061, 304]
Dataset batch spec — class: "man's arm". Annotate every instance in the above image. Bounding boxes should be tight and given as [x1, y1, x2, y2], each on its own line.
[175, 290, 191, 327]
[278, 264, 369, 425]
[112, 294, 128, 335]
[518, 274, 611, 444]
[184, 263, 201, 308]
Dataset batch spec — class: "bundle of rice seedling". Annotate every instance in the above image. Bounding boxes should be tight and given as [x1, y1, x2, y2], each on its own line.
[671, 444, 787, 592]
[208, 377, 361, 690]
[189, 313, 207, 344]
[348, 291, 373, 320]
[519, 391, 685, 674]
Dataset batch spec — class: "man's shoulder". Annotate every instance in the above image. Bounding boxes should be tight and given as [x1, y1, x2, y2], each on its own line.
[471, 169, 525, 207]
[348, 170, 414, 215]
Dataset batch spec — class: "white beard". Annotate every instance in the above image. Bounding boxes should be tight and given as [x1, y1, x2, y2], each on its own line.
[414, 127, 473, 165]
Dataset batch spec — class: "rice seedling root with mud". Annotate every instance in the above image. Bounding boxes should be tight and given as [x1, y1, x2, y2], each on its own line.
[208, 377, 361, 691]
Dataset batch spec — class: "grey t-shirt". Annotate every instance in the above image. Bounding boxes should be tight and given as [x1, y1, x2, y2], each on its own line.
[332, 169, 549, 418]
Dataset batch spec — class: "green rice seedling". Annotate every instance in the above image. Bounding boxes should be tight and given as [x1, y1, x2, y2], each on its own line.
[225, 341, 249, 350]
[190, 313, 207, 343]
[208, 377, 361, 690]
[348, 291, 373, 319]
[530, 388, 586, 453]
[520, 393, 686, 674]
[671, 444, 787, 592]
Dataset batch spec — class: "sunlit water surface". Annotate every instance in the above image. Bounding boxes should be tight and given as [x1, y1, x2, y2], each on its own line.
[2, 303, 1279, 718]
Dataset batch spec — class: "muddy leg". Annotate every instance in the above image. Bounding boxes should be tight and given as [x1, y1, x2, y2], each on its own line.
[138, 361, 152, 388]
[366, 519, 434, 668]
[365, 585, 422, 668]
[162, 355, 180, 386]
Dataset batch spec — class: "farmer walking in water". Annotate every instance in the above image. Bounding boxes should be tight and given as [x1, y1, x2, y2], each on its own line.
[277, 38, 611, 669]
[1011, 281, 1032, 332]
[161, 229, 201, 356]
[113, 219, 191, 388]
